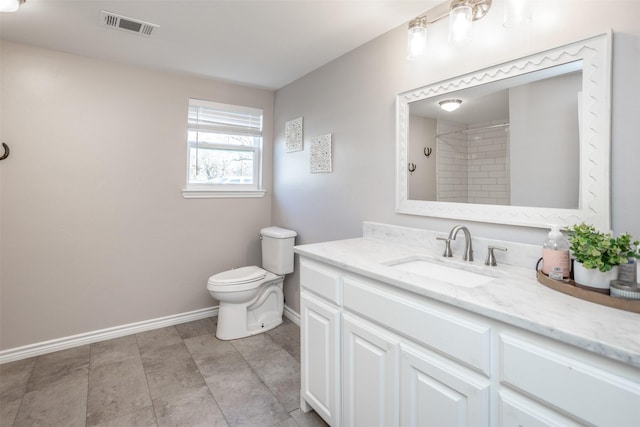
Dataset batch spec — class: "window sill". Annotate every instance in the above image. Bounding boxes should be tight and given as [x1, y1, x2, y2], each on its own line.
[182, 188, 267, 199]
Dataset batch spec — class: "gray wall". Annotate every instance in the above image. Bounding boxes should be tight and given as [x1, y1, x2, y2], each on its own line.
[408, 115, 437, 201]
[0, 42, 274, 350]
[273, 2, 640, 313]
[510, 72, 581, 208]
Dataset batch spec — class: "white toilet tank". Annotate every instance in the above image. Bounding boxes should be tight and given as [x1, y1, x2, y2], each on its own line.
[260, 226, 297, 275]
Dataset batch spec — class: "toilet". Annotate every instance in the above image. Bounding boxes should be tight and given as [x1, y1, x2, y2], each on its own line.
[207, 226, 297, 340]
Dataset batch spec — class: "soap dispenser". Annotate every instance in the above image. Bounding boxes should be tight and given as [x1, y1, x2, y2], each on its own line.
[542, 225, 570, 279]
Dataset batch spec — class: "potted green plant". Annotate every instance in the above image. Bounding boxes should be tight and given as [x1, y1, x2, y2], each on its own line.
[566, 223, 639, 290]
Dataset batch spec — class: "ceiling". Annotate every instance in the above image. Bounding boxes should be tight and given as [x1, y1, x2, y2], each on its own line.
[0, 0, 436, 90]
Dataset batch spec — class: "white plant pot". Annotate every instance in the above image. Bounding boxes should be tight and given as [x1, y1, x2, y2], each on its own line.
[573, 261, 618, 289]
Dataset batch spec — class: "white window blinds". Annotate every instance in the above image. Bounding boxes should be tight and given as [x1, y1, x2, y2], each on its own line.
[188, 99, 262, 139]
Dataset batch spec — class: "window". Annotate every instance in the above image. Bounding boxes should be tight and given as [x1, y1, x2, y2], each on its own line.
[183, 99, 265, 198]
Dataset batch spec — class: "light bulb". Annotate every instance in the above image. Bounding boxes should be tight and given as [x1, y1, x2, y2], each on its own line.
[449, 3, 473, 46]
[407, 17, 427, 61]
[0, 0, 20, 12]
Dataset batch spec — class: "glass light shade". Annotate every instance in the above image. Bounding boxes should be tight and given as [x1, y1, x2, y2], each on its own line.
[407, 20, 427, 61]
[0, 0, 20, 12]
[449, 4, 473, 46]
[439, 99, 462, 112]
[503, 0, 531, 28]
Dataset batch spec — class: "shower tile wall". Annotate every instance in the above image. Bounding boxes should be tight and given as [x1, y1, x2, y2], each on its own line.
[437, 120, 510, 205]
[436, 122, 468, 203]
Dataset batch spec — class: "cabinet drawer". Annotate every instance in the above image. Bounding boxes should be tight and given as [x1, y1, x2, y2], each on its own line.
[499, 389, 584, 427]
[300, 259, 342, 305]
[343, 275, 491, 376]
[500, 333, 640, 426]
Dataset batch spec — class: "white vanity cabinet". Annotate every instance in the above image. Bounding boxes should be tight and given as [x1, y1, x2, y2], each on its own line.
[299, 256, 640, 427]
[343, 274, 492, 427]
[300, 258, 492, 426]
[300, 259, 342, 426]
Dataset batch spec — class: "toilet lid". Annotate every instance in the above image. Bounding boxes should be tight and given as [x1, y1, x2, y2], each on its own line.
[208, 266, 267, 286]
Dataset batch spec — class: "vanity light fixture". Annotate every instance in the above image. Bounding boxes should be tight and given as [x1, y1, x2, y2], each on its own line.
[0, 0, 25, 12]
[407, 0, 492, 60]
[439, 99, 462, 112]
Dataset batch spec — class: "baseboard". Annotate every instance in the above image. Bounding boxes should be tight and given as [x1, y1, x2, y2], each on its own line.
[0, 306, 219, 364]
[283, 304, 300, 326]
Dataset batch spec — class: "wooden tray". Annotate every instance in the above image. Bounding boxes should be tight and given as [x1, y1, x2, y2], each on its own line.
[536, 271, 640, 314]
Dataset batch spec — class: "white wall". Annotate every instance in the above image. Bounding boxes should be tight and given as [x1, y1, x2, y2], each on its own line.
[0, 42, 274, 350]
[273, 1, 640, 313]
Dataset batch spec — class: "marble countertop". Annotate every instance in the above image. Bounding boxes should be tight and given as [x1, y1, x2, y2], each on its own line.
[294, 235, 640, 369]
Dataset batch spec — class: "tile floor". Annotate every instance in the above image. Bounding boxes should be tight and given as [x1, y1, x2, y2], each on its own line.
[0, 317, 328, 427]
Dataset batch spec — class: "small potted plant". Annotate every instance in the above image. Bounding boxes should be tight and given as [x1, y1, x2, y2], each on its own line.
[566, 223, 639, 291]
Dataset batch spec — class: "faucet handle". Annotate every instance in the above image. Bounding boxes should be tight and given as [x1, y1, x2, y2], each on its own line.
[436, 237, 453, 258]
[485, 246, 507, 266]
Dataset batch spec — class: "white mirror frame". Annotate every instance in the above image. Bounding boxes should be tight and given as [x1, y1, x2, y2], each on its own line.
[396, 32, 612, 230]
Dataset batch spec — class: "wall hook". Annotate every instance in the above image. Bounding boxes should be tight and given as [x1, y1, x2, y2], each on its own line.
[0, 143, 9, 161]
[424, 147, 432, 158]
[408, 162, 417, 174]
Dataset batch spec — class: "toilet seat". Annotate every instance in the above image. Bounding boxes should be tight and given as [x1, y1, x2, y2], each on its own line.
[207, 266, 269, 292]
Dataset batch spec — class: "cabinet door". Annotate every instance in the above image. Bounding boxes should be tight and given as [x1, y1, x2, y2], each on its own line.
[301, 292, 341, 426]
[343, 313, 399, 427]
[400, 343, 490, 427]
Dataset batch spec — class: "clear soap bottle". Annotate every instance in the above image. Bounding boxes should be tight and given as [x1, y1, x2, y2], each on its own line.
[542, 225, 570, 279]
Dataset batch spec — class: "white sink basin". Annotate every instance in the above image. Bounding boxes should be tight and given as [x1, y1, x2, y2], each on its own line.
[383, 256, 496, 288]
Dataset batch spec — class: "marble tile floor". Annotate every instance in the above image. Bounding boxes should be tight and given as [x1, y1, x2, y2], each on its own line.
[0, 317, 328, 427]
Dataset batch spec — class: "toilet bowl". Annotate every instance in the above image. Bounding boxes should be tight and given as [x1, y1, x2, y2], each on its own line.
[207, 226, 296, 340]
[207, 266, 284, 340]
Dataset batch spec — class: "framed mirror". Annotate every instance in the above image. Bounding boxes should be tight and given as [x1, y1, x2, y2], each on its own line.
[396, 32, 611, 229]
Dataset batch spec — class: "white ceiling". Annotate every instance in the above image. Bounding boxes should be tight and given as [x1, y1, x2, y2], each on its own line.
[0, 0, 437, 89]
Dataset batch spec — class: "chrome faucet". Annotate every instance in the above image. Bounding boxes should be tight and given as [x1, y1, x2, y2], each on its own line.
[448, 225, 474, 261]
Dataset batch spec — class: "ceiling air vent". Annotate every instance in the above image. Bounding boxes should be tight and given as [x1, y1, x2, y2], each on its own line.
[99, 10, 158, 37]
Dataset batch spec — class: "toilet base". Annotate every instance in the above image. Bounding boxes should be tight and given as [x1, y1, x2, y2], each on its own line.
[215, 279, 284, 340]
